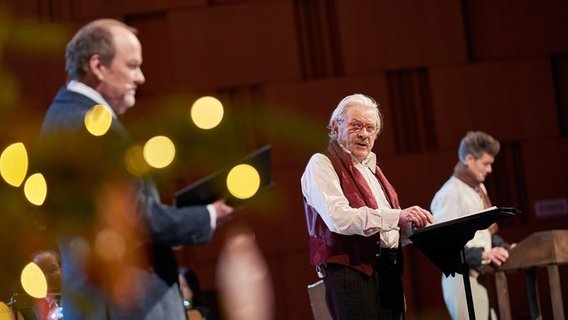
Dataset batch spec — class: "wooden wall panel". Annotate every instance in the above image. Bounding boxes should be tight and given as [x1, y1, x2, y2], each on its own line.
[3, 0, 39, 17]
[167, 2, 302, 90]
[260, 75, 396, 157]
[465, 0, 568, 60]
[68, 0, 206, 20]
[378, 150, 457, 210]
[552, 54, 568, 136]
[336, 0, 468, 73]
[129, 14, 174, 98]
[2, 21, 70, 115]
[430, 58, 559, 148]
[520, 138, 568, 220]
[268, 166, 308, 252]
[273, 250, 316, 320]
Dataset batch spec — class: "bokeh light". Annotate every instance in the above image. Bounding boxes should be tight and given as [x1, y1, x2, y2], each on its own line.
[0, 302, 13, 320]
[20, 262, 47, 298]
[124, 145, 150, 176]
[226, 164, 260, 200]
[190, 96, 224, 129]
[24, 173, 47, 206]
[0, 142, 28, 187]
[84, 104, 112, 136]
[143, 136, 175, 169]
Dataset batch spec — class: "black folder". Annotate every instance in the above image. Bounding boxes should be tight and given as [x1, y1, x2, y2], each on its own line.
[409, 206, 519, 277]
[174, 145, 272, 207]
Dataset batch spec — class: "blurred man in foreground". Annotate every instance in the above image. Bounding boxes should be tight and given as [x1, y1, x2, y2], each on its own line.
[40, 19, 233, 319]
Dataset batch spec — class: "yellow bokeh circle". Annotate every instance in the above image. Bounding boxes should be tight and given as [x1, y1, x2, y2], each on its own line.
[24, 173, 47, 206]
[226, 164, 260, 200]
[21, 262, 47, 298]
[143, 136, 176, 169]
[0, 142, 28, 187]
[84, 104, 113, 136]
[190, 96, 224, 130]
[0, 301, 14, 320]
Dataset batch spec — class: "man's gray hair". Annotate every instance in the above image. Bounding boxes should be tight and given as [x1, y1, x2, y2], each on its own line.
[328, 93, 383, 140]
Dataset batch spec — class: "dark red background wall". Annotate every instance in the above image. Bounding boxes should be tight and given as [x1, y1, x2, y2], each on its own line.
[1, 0, 567, 319]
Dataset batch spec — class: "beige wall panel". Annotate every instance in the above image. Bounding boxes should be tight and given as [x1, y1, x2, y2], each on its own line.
[466, 0, 568, 60]
[167, 2, 302, 90]
[68, 0, 206, 19]
[336, 0, 468, 73]
[430, 58, 559, 148]
[521, 138, 568, 219]
[261, 75, 396, 159]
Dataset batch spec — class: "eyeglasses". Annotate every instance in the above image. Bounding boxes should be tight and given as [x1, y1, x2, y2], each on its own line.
[342, 121, 378, 135]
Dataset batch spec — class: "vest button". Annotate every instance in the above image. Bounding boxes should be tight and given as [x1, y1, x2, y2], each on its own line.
[375, 253, 380, 257]
[376, 241, 380, 245]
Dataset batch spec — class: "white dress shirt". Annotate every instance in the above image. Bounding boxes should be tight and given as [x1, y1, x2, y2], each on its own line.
[301, 151, 403, 248]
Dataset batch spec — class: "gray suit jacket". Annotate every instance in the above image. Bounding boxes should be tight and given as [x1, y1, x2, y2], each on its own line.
[41, 87, 213, 320]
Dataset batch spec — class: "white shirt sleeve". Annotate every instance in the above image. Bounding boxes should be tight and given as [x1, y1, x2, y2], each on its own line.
[206, 204, 216, 230]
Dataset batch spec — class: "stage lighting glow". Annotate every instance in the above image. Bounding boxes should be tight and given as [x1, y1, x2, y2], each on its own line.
[24, 173, 47, 206]
[0, 142, 28, 187]
[190, 96, 224, 129]
[143, 136, 175, 169]
[226, 164, 260, 200]
[84, 104, 112, 136]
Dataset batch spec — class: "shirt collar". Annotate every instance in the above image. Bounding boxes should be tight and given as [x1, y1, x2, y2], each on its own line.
[66, 80, 117, 119]
[362, 152, 377, 173]
[342, 145, 377, 173]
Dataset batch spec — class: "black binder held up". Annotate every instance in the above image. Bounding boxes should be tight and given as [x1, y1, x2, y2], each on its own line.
[173, 145, 272, 207]
[409, 206, 519, 277]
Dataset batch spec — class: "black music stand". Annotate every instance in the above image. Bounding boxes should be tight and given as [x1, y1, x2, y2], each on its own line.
[409, 206, 519, 320]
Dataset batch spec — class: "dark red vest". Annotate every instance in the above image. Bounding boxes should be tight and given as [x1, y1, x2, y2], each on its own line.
[304, 142, 400, 276]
